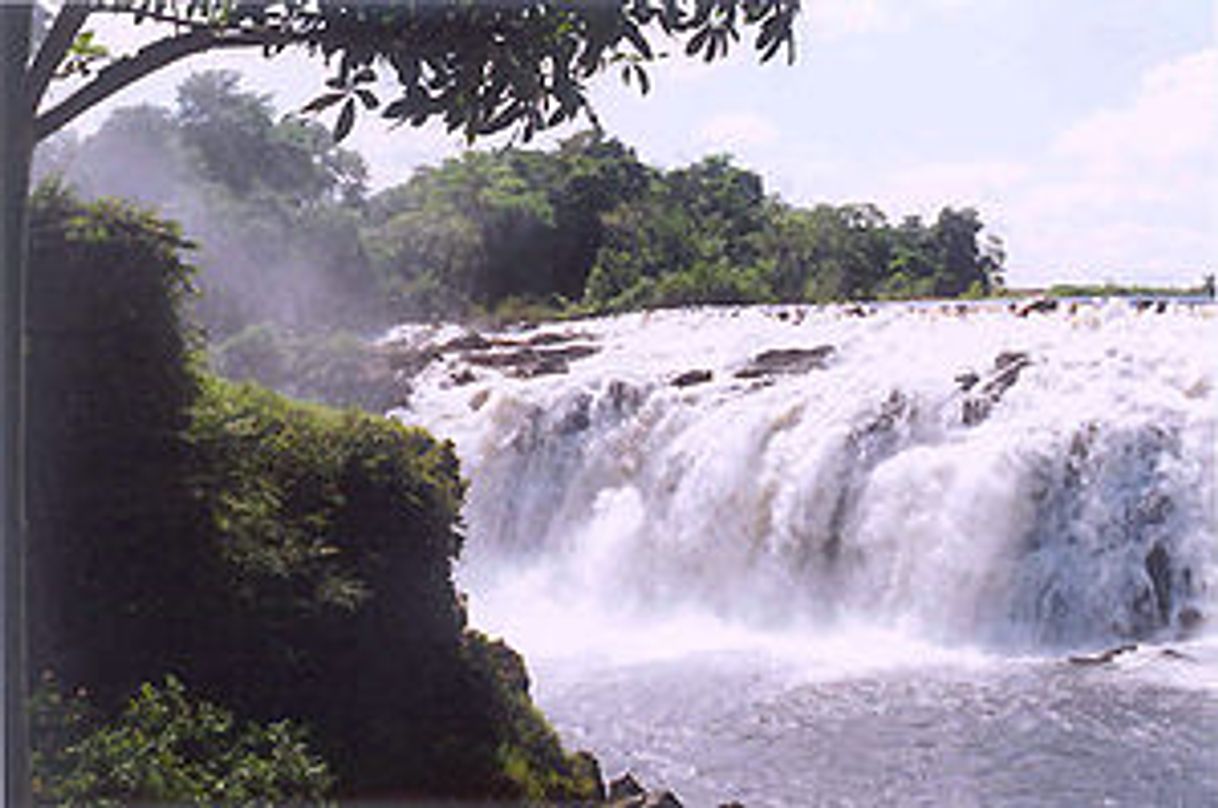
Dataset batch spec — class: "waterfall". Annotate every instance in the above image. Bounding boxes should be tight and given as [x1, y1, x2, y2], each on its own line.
[390, 301, 1217, 653]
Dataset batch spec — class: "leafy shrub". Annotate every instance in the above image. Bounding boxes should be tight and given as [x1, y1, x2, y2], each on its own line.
[188, 379, 598, 800]
[31, 674, 333, 806]
[27, 183, 602, 801]
[26, 182, 218, 705]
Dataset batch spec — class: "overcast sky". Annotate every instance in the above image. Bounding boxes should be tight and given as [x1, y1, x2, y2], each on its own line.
[63, 0, 1217, 288]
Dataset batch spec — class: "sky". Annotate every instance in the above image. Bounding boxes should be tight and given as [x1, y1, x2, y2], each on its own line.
[55, 0, 1218, 288]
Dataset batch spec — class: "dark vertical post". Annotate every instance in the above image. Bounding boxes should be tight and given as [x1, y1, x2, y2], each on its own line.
[1, 4, 33, 805]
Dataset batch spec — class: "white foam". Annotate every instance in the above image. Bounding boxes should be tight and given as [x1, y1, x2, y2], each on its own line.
[395, 302, 1218, 659]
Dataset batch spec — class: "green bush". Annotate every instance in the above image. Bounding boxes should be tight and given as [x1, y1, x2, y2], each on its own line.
[26, 183, 601, 801]
[188, 378, 599, 800]
[27, 181, 218, 705]
[31, 675, 333, 806]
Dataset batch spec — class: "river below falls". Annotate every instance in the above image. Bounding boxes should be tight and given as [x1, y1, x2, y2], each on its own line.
[529, 640, 1218, 807]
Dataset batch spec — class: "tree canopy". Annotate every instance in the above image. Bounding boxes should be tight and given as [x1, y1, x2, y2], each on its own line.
[26, 0, 799, 146]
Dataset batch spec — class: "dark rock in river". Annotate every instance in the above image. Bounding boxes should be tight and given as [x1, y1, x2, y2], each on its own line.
[468, 388, 491, 411]
[554, 392, 593, 434]
[1068, 643, 1138, 666]
[449, 367, 477, 386]
[465, 342, 600, 378]
[1145, 543, 1173, 623]
[608, 773, 646, 802]
[954, 370, 980, 392]
[734, 345, 835, 379]
[1015, 297, 1058, 317]
[605, 379, 647, 416]
[672, 369, 713, 387]
[524, 329, 594, 347]
[515, 354, 570, 378]
[438, 330, 492, 353]
[1178, 606, 1204, 636]
[603, 771, 691, 808]
[962, 351, 1033, 425]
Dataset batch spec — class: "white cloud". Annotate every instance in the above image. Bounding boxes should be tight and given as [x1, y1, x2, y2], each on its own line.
[1001, 47, 1218, 284]
[1051, 48, 1217, 176]
[695, 111, 781, 152]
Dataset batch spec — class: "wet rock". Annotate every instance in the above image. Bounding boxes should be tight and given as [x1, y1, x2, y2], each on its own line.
[608, 773, 646, 802]
[604, 379, 646, 416]
[1145, 543, 1173, 623]
[468, 388, 491, 411]
[962, 351, 1033, 425]
[1160, 647, 1195, 662]
[449, 367, 477, 386]
[465, 347, 538, 369]
[734, 345, 835, 379]
[514, 354, 569, 378]
[438, 330, 492, 353]
[954, 370, 980, 392]
[545, 343, 601, 362]
[1068, 643, 1138, 666]
[1015, 296, 1058, 317]
[466, 343, 599, 378]
[526, 329, 593, 347]
[603, 772, 693, 808]
[554, 393, 593, 434]
[672, 369, 713, 388]
[1178, 605, 1204, 636]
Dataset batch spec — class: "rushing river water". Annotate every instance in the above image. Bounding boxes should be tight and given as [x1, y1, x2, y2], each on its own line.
[389, 300, 1218, 806]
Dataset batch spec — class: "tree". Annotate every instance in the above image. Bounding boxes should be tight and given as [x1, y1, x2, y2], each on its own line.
[2, 1, 800, 800]
[363, 130, 650, 314]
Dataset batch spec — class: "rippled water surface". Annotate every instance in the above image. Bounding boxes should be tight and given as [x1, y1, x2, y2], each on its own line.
[535, 645, 1218, 807]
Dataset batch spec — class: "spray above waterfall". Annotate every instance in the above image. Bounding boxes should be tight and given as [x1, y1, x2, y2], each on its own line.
[390, 300, 1217, 655]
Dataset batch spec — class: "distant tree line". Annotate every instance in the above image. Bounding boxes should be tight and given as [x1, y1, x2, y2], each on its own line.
[38, 69, 1006, 339]
[362, 133, 1006, 318]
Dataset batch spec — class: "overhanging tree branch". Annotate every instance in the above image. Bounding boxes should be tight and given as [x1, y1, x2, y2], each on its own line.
[24, 2, 90, 113]
[33, 27, 287, 141]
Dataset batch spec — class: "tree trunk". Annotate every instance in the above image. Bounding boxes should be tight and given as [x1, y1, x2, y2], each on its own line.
[1, 4, 32, 804]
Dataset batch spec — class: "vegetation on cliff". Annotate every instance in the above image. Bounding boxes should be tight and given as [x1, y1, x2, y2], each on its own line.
[25, 183, 600, 802]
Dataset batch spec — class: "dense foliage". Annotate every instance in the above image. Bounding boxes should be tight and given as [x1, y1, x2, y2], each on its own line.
[27, 181, 212, 703]
[366, 146, 1007, 317]
[25, 185, 600, 801]
[31, 675, 333, 806]
[39, 71, 1007, 350]
[364, 130, 649, 318]
[38, 70, 378, 340]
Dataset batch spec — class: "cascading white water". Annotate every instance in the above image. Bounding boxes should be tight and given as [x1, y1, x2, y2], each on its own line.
[391, 301, 1216, 656]
[389, 301, 1218, 806]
